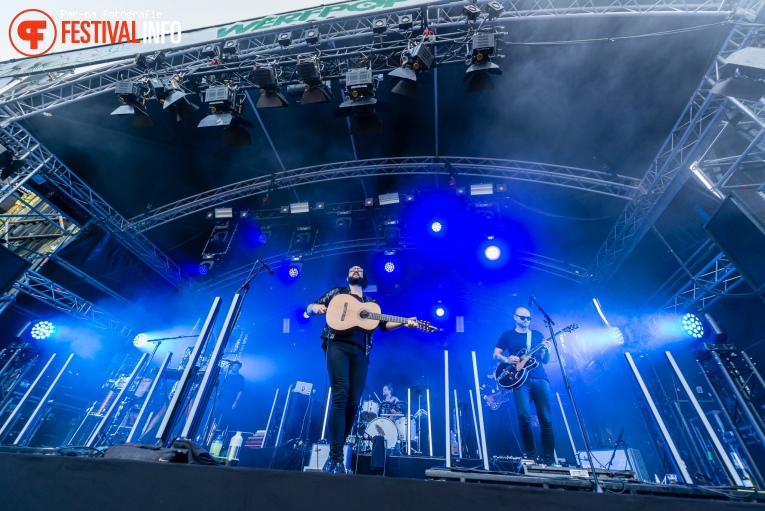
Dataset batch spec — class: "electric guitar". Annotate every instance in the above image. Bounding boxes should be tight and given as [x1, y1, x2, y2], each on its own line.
[494, 324, 578, 390]
[325, 294, 436, 333]
[484, 388, 511, 410]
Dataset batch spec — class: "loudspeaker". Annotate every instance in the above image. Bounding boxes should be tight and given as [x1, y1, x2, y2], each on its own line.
[304, 443, 352, 471]
[0, 244, 30, 295]
[704, 191, 765, 292]
[577, 447, 649, 481]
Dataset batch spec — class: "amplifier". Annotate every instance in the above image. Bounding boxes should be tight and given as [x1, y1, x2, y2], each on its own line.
[304, 443, 352, 472]
[577, 447, 649, 481]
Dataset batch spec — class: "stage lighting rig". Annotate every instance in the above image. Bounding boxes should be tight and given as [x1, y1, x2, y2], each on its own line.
[148, 77, 199, 122]
[389, 42, 434, 97]
[197, 85, 254, 147]
[296, 58, 331, 104]
[485, 1, 504, 20]
[333, 68, 390, 135]
[304, 27, 320, 44]
[252, 66, 289, 108]
[464, 32, 502, 92]
[111, 80, 153, 127]
[463, 4, 481, 21]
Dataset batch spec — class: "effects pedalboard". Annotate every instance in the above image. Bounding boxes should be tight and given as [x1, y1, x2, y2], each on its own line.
[490, 455, 636, 481]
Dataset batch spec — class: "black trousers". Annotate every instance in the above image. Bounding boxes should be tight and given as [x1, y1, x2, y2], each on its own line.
[513, 377, 555, 464]
[325, 340, 369, 460]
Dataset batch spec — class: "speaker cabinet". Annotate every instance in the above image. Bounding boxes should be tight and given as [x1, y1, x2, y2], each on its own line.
[577, 447, 649, 481]
[304, 443, 352, 471]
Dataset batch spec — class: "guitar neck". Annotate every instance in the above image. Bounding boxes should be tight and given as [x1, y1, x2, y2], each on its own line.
[367, 312, 409, 325]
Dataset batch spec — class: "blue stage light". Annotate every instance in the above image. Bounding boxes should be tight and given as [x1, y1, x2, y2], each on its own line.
[384, 261, 395, 273]
[198, 263, 209, 275]
[288, 265, 300, 278]
[133, 333, 149, 347]
[484, 245, 501, 261]
[431, 221, 442, 233]
[681, 313, 704, 338]
[30, 321, 56, 340]
[435, 307, 445, 317]
[258, 233, 268, 244]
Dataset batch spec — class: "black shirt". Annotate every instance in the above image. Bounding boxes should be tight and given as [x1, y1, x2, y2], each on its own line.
[311, 286, 387, 353]
[495, 329, 550, 381]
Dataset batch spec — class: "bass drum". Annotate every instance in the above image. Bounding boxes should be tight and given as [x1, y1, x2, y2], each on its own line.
[365, 418, 399, 449]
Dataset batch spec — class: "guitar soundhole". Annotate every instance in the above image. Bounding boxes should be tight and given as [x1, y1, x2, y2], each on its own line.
[359, 309, 369, 319]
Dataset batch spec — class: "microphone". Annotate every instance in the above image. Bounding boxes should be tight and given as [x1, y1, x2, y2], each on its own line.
[261, 260, 274, 275]
[528, 293, 534, 308]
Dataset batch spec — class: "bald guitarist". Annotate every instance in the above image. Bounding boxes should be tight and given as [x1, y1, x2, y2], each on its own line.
[493, 306, 555, 465]
[306, 265, 419, 474]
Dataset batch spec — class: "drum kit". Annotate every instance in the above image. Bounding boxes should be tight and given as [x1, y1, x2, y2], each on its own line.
[353, 398, 420, 454]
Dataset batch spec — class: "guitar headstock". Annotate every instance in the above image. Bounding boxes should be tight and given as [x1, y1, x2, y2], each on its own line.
[418, 320, 437, 332]
[562, 323, 579, 333]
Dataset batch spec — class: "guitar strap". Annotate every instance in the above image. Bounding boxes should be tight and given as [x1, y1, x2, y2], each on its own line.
[526, 330, 532, 352]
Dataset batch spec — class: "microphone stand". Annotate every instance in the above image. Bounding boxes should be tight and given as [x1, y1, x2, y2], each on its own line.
[606, 427, 625, 470]
[529, 294, 603, 493]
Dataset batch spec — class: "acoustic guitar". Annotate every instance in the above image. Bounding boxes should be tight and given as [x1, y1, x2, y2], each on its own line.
[325, 294, 436, 333]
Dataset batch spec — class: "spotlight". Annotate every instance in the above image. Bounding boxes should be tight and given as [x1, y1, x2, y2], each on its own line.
[197, 85, 254, 147]
[398, 14, 413, 30]
[30, 321, 56, 340]
[384, 261, 395, 273]
[287, 262, 302, 278]
[149, 77, 199, 122]
[431, 221, 442, 233]
[252, 66, 289, 108]
[201, 44, 220, 59]
[681, 313, 705, 339]
[485, 1, 504, 20]
[222, 40, 239, 55]
[464, 33, 502, 92]
[304, 27, 320, 44]
[463, 4, 482, 21]
[277, 32, 293, 47]
[435, 307, 445, 317]
[484, 245, 501, 261]
[389, 43, 434, 97]
[372, 18, 387, 34]
[111, 80, 153, 127]
[133, 333, 149, 347]
[296, 58, 331, 104]
[611, 327, 625, 345]
[431, 303, 450, 320]
[333, 68, 389, 135]
[198, 262, 210, 275]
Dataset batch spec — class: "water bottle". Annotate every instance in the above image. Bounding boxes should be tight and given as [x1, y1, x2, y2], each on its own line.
[210, 433, 223, 458]
[227, 431, 243, 461]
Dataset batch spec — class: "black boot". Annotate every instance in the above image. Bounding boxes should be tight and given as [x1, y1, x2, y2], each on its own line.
[322, 458, 336, 473]
[334, 456, 348, 474]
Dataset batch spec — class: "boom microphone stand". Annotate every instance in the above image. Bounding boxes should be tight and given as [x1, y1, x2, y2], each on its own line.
[529, 294, 603, 493]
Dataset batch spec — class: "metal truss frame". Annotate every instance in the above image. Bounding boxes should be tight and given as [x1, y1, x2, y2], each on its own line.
[0, 122, 195, 291]
[127, 156, 640, 233]
[11, 269, 134, 338]
[586, 17, 763, 287]
[198, 237, 585, 293]
[0, 0, 738, 124]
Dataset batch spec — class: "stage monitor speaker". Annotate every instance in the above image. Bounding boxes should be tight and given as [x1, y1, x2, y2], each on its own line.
[577, 447, 649, 482]
[704, 191, 765, 292]
[304, 443, 352, 471]
[0, 244, 30, 295]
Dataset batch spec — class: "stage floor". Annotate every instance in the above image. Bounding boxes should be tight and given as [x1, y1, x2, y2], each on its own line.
[0, 450, 761, 511]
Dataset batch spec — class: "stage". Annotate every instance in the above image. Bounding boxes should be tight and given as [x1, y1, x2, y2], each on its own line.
[1, 450, 761, 511]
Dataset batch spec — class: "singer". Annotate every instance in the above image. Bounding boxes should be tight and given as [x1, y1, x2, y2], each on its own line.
[306, 265, 418, 474]
[493, 306, 556, 465]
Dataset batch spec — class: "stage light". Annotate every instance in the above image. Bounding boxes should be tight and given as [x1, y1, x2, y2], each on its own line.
[463, 4, 481, 21]
[288, 263, 302, 278]
[431, 303, 450, 321]
[398, 14, 413, 30]
[372, 18, 387, 34]
[364, 198, 375, 207]
[198, 262, 210, 275]
[612, 327, 625, 345]
[592, 298, 610, 327]
[222, 40, 239, 55]
[296, 58, 331, 104]
[290, 202, 310, 214]
[197, 85, 254, 147]
[389, 43, 434, 97]
[681, 313, 705, 339]
[258, 233, 268, 244]
[470, 183, 494, 196]
[252, 66, 289, 108]
[382, 220, 401, 248]
[464, 33, 502, 92]
[384, 261, 395, 273]
[304, 28, 320, 44]
[333, 68, 389, 135]
[711, 46, 765, 101]
[30, 321, 56, 340]
[379, 192, 400, 205]
[111, 80, 153, 127]
[484, 245, 501, 261]
[435, 307, 445, 317]
[149, 77, 199, 122]
[133, 333, 149, 347]
[485, 1, 504, 20]
[201, 44, 220, 58]
[277, 32, 293, 47]
[336, 216, 352, 229]
[431, 221, 442, 233]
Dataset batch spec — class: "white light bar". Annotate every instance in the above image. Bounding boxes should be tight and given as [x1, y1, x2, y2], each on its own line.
[214, 207, 233, 219]
[470, 183, 494, 196]
[290, 202, 310, 213]
[379, 193, 400, 205]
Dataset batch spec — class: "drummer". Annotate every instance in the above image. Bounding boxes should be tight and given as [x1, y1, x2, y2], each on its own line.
[381, 384, 404, 415]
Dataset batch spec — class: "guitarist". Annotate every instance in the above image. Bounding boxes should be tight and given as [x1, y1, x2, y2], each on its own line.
[306, 265, 418, 473]
[493, 306, 555, 465]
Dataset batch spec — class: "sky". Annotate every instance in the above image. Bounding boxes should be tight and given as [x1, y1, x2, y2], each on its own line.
[0, 0, 325, 63]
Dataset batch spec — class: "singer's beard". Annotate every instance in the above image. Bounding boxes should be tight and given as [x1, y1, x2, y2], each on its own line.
[348, 276, 364, 286]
